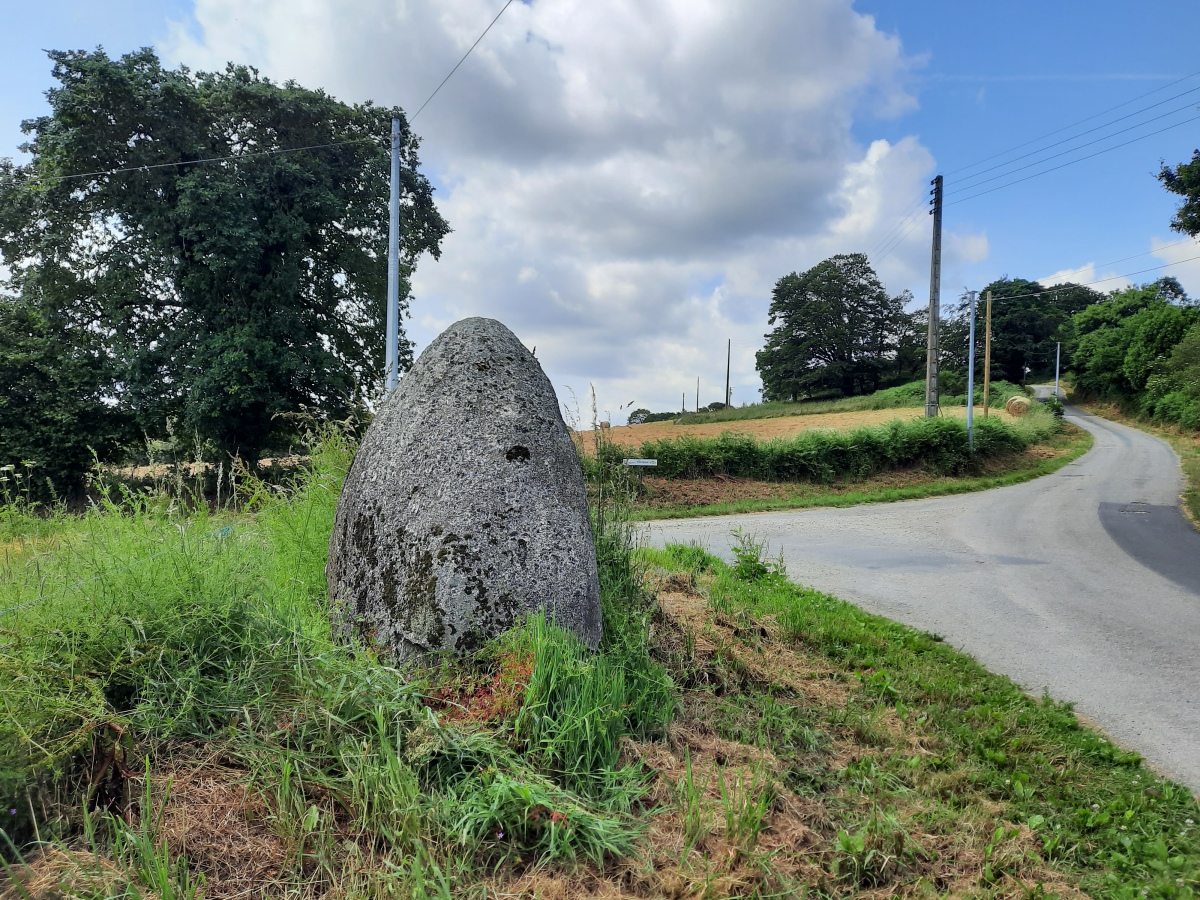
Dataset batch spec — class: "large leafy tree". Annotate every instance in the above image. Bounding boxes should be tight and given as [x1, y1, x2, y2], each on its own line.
[0, 48, 448, 463]
[756, 253, 910, 401]
[0, 300, 133, 494]
[1159, 149, 1200, 237]
[971, 278, 1101, 383]
[1072, 279, 1197, 399]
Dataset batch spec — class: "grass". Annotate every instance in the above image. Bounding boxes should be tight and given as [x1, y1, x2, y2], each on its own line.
[636, 422, 1092, 519]
[0, 428, 672, 897]
[2, 418, 1196, 897]
[1075, 399, 1200, 526]
[639, 536, 1200, 898]
[678, 379, 1030, 425]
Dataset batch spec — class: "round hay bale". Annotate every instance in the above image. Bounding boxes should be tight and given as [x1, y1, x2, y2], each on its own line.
[1005, 395, 1031, 416]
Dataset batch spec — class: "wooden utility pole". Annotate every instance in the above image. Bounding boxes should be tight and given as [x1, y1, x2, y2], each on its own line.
[924, 174, 943, 418]
[982, 290, 993, 418]
[725, 339, 731, 408]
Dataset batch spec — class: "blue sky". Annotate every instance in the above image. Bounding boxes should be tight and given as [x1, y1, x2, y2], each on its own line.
[855, 1, 1200, 297]
[3, 1, 1199, 418]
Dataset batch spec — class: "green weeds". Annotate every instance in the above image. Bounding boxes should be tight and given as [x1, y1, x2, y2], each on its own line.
[1, 423, 675, 895]
[646, 536, 1200, 898]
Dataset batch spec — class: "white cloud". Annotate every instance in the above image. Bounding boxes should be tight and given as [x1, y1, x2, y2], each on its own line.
[1040, 262, 1130, 292]
[163, 0, 938, 420]
[1151, 235, 1200, 298]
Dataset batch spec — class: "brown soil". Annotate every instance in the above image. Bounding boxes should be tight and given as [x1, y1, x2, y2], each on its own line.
[583, 406, 1012, 452]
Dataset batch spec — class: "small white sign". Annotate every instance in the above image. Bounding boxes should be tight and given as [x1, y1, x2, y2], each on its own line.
[622, 459, 658, 467]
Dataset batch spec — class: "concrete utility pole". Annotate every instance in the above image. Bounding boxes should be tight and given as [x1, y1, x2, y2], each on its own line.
[982, 290, 993, 418]
[1054, 342, 1062, 399]
[725, 339, 731, 408]
[924, 174, 944, 418]
[385, 117, 401, 393]
[696, 377, 700, 412]
[966, 290, 978, 451]
[682, 392, 686, 413]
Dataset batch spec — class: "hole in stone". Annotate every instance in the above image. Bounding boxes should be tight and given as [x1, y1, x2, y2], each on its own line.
[506, 445, 531, 462]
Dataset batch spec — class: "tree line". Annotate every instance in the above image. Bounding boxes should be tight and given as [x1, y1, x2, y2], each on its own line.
[757, 146, 1200, 420]
[0, 49, 448, 494]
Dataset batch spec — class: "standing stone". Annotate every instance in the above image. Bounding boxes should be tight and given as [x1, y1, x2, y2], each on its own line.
[327, 317, 601, 661]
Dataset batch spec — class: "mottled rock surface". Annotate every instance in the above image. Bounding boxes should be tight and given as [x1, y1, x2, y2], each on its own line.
[327, 317, 601, 661]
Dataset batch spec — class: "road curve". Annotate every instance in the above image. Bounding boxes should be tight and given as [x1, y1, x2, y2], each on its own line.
[646, 407, 1200, 790]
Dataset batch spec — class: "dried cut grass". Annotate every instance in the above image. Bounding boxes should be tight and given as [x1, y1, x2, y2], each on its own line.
[0, 848, 142, 900]
[152, 765, 287, 899]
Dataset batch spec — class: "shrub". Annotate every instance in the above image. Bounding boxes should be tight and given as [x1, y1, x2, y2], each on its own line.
[636, 413, 1044, 482]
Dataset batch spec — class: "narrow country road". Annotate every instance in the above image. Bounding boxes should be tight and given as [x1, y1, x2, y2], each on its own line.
[646, 406, 1200, 791]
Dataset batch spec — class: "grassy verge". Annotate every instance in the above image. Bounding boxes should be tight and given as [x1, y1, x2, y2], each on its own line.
[636, 422, 1092, 520]
[1075, 400, 1200, 526]
[0, 435, 673, 898]
[4, 425, 1195, 898]
[679, 379, 1029, 425]
[633, 538, 1200, 897]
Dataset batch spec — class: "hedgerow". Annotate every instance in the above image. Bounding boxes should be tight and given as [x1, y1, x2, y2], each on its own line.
[607, 411, 1054, 482]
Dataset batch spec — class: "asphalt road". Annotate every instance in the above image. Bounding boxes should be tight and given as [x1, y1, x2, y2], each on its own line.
[646, 405, 1200, 790]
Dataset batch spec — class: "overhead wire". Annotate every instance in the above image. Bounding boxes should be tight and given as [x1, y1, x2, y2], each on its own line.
[874, 207, 930, 265]
[946, 68, 1200, 177]
[868, 71, 1200, 267]
[947, 84, 1200, 188]
[946, 112, 1200, 207]
[13, 0, 515, 185]
[411, 0, 514, 121]
[21, 137, 384, 185]
[867, 197, 929, 261]
[975, 253, 1200, 304]
[866, 194, 929, 258]
[946, 99, 1200, 195]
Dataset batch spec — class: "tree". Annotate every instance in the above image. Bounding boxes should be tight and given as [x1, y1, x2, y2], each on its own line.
[0, 48, 449, 463]
[0, 299, 133, 495]
[1071, 280, 1195, 399]
[1159, 149, 1200, 237]
[756, 254, 908, 401]
[973, 278, 1102, 383]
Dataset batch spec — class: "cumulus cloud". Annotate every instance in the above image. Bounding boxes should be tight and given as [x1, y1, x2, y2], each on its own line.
[162, 0, 941, 419]
[1040, 263, 1129, 291]
[1151, 235, 1200, 298]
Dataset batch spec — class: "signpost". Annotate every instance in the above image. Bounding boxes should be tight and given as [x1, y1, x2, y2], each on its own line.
[623, 458, 657, 489]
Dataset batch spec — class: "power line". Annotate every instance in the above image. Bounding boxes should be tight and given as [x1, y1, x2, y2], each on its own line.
[951, 85, 1200, 188]
[874, 207, 930, 265]
[866, 196, 928, 259]
[20, 137, 383, 185]
[946, 112, 1200, 207]
[12, 1, 516, 185]
[1086, 237, 1198, 271]
[948, 98, 1200, 194]
[869, 76, 1200, 269]
[411, 0, 515, 121]
[984, 253, 1200, 303]
[947, 68, 1200, 177]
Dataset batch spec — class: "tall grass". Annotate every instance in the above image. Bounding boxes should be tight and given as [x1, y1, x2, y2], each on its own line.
[1, 421, 676, 891]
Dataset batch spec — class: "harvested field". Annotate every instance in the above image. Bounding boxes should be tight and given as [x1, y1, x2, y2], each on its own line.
[587, 406, 1012, 451]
